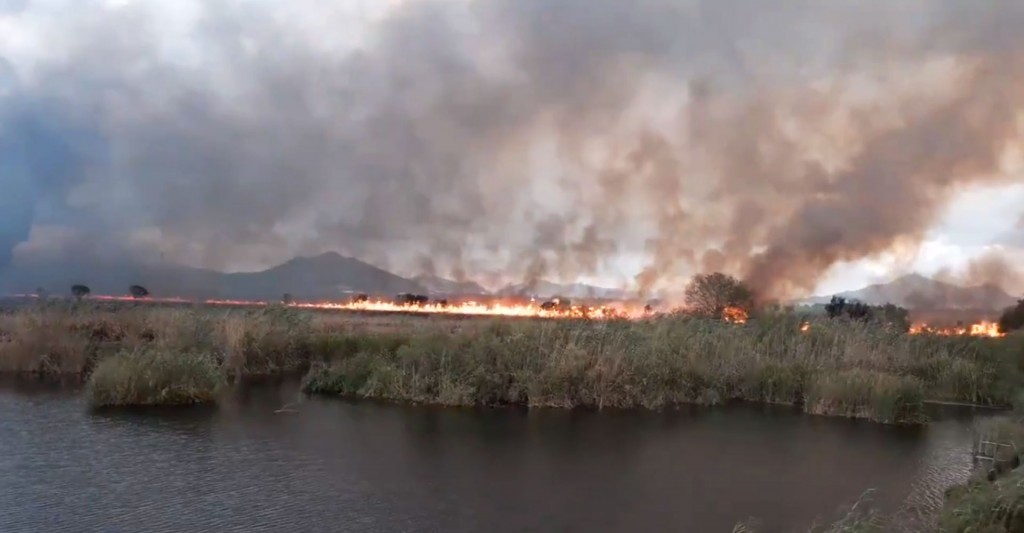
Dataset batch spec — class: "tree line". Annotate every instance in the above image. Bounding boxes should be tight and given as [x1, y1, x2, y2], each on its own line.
[685, 272, 1024, 334]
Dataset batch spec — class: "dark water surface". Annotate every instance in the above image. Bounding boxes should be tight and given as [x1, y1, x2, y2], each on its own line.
[0, 381, 988, 532]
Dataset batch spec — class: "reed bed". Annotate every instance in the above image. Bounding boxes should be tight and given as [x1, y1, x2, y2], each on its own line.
[1, 302, 1022, 420]
[303, 315, 1023, 424]
[87, 348, 223, 407]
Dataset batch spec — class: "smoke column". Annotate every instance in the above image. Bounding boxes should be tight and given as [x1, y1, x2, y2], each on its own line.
[0, 0, 1021, 298]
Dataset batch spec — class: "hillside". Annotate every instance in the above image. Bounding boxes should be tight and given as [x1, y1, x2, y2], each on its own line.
[800, 273, 1018, 310]
[0, 252, 425, 301]
[413, 275, 489, 295]
[223, 252, 424, 300]
[497, 280, 630, 300]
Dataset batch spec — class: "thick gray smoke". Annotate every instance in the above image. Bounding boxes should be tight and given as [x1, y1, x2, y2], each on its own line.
[1, 0, 1022, 299]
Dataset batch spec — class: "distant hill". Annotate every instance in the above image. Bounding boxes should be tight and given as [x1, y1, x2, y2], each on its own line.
[413, 275, 489, 295]
[221, 252, 424, 300]
[497, 280, 630, 300]
[799, 273, 1018, 310]
[0, 252, 425, 301]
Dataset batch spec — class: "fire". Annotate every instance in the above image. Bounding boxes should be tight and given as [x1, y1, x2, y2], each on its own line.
[16, 293, 648, 320]
[909, 320, 1005, 338]
[800, 322, 811, 333]
[296, 299, 642, 319]
[722, 306, 749, 324]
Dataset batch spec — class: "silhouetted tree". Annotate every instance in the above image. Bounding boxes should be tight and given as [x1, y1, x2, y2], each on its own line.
[282, 293, 294, 305]
[846, 301, 873, 321]
[999, 300, 1024, 334]
[876, 303, 911, 332]
[71, 284, 91, 300]
[684, 273, 755, 318]
[824, 295, 894, 325]
[395, 293, 429, 305]
[825, 296, 847, 318]
[129, 285, 150, 299]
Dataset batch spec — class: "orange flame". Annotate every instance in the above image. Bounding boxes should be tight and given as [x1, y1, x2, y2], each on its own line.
[800, 322, 811, 333]
[15, 293, 649, 320]
[722, 306, 749, 324]
[909, 321, 1004, 338]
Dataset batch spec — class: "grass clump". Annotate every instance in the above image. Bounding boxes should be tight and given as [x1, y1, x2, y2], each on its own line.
[805, 370, 927, 425]
[939, 470, 1024, 532]
[87, 348, 223, 407]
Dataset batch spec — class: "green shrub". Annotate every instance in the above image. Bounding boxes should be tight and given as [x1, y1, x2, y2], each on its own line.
[87, 348, 223, 407]
[939, 470, 1024, 532]
[805, 370, 926, 424]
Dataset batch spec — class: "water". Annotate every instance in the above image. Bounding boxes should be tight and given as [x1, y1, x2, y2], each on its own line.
[0, 381, 990, 533]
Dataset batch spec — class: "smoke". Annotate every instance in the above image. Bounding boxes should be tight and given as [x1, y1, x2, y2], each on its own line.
[1, 0, 1022, 298]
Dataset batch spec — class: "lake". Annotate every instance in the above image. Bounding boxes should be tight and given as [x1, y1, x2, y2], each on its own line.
[0, 380, 990, 532]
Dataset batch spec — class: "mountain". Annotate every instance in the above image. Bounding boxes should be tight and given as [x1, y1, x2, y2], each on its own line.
[413, 275, 489, 295]
[0, 252, 425, 300]
[222, 252, 424, 299]
[799, 273, 1018, 310]
[497, 280, 630, 300]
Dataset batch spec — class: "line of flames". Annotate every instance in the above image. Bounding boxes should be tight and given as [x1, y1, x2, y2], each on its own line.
[11, 294, 1007, 336]
[908, 321, 1004, 338]
[798, 320, 1004, 338]
[14, 294, 651, 320]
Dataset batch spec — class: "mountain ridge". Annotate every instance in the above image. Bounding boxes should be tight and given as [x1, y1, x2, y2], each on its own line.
[799, 273, 1018, 310]
[496, 280, 630, 300]
[0, 252, 425, 300]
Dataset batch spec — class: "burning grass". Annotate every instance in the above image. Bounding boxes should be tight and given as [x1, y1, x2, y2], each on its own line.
[1, 302, 1023, 418]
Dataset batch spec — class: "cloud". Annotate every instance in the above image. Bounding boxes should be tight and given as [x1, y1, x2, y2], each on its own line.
[1, 0, 1022, 299]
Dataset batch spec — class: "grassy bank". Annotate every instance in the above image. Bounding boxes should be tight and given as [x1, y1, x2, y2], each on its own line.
[936, 415, 1024, 532]
[1, 303, 1022, 418]
[303, 314, 1023, 424]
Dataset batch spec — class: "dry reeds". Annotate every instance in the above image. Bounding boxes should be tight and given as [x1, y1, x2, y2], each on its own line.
[87, 348, 223, 407]
[1, 303, 1022, 420]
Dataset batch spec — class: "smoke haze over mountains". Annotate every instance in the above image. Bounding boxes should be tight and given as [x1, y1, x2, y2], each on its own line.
[1, 0, 1022, 300]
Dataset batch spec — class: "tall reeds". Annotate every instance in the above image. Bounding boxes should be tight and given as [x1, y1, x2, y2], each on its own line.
[1, 303, 1021, 419]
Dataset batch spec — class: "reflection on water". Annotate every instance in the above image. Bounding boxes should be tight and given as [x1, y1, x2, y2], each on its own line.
[0, 381, 989, 532]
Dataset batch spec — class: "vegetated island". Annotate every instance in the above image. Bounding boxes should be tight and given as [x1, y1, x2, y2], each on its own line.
[1, 272, 1021, 424]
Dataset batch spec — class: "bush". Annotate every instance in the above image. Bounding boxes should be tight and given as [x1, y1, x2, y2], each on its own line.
[804, 370, 926, 424]
[999, 300, 1024, 334]
[87, 348, 223, 407]
[939, 470, 1024, 532]
[684, 272, 755, 318]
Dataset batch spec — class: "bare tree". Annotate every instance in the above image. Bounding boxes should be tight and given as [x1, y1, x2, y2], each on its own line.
[684, 273, 754, 318]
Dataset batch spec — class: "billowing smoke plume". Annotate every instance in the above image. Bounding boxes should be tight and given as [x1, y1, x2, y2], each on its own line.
[1, 0, 1022, 299]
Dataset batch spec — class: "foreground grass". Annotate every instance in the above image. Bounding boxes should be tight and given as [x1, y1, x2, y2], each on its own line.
[2, 303, 1023, 419]
[87, 348, 223, 407]
[935, 415, 1024, 532]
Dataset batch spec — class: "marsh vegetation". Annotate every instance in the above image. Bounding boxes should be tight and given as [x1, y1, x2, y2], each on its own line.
[0, 302, 1020, 420]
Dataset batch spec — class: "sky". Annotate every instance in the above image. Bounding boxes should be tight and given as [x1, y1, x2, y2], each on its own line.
[1, 0, 1023, 298]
